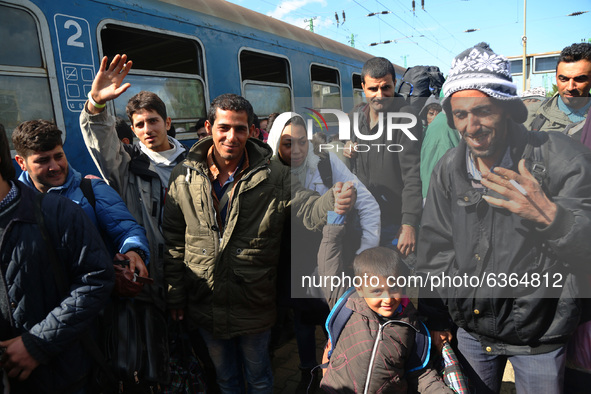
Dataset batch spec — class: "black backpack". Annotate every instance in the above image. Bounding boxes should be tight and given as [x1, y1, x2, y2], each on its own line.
[397, 65, 445, 110]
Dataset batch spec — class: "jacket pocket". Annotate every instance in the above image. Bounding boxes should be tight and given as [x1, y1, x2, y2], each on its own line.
[187, 264, 213, 303]
[232, 267, 276, 312]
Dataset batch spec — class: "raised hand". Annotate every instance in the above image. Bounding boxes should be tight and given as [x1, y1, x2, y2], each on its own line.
[481, 159, 556, 226]
[87, 54, 133, 113]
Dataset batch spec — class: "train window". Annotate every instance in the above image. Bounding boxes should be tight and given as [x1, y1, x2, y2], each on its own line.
[311, 65, 341, 111]
[0, 5, 54, 147]
[110, 75, 206, 128]
[240, 50, 292, 117]
[352, 73, 365, 107]
[100, 24, 206, 137]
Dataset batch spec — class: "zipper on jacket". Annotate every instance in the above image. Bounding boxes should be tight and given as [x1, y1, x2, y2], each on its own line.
[221, 162, 270, 240]
[363, 319, 418, 394]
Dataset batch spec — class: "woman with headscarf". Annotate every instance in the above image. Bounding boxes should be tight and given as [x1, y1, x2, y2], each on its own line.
[267, 114, 380, 393]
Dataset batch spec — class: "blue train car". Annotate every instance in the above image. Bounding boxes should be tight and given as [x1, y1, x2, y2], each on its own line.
[0, 0, 406, 175]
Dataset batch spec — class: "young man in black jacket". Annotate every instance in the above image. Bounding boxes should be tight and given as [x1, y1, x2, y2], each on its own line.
[0, 124, 114, 393]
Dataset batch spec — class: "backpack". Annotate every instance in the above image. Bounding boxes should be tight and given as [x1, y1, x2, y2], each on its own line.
[397, 65, 445, 111]
[317, 154, 333, 189]
[78, 177, 171, 393]
[323, 287, 431, 392]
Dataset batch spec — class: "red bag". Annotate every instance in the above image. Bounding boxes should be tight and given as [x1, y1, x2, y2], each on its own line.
[112, 253, 153, 298]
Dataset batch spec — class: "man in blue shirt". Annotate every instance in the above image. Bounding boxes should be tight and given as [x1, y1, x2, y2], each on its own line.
[13, 119, 150, 276]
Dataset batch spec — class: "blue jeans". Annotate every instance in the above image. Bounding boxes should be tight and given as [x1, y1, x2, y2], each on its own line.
[198, 328, 273, 394]
[456, 327, 566, 394]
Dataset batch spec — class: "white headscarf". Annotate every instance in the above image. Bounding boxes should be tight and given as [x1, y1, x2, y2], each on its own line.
[266, 113, 319, 187]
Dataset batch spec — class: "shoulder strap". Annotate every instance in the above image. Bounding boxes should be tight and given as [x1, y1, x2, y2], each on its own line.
[530, 113, 547, 132]
[79, 178, 96, 209]
[406, 320, 431, 373]
[33, 193, 119, 389]
[325, 287, 356, 360]
[522, 131, 550, 190]
[317, 154, 333, 189]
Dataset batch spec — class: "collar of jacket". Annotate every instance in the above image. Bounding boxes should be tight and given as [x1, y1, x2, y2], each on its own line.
[540, 93, 573, 125]
[184, 136, 273, 174]
[125, 142, 187, 180]
[451, 120, 531, 207]
[8, 181, 39, 225]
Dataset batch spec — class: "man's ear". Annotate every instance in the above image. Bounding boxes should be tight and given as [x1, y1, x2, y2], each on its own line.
[249, 124, 255, 138]
[205, 120, 213, 134]
[165, 116, 172, 131]
[14, 155, 27, 171]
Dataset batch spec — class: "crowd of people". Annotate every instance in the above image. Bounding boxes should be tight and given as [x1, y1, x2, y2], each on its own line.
[0, 40, 590, 394]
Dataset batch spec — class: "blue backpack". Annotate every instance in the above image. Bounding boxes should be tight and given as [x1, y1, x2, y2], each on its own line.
[323, 287, 432, 392]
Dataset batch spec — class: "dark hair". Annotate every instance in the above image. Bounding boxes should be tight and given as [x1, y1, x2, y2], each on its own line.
[0, 124, 15, 181]
[361, 57, 397, 84]
[558, 43, 591, 67]
[207, 94, 254, 126]
[126, 91, 168, 124]
[353, 247, 408, 281]
[115, 117, 134, 142]
[285, 116, 306, 129]
[195, 118, 207, 130]
[12, 120, 63, 158]
[265, 112, 281, 134]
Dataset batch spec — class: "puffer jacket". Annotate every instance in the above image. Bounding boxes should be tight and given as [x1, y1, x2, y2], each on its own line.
[418, 122, 591, 354]
[18, 165, 150, 260]
[1, 182, 113, 393]
[349, 98, 423, 229]
[163, 137, 334, 339]
[80, 108, 186, 312]
[317, 224, 453, 394]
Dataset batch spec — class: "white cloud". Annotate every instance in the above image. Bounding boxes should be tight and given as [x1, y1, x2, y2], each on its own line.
[267, 0, 327, 20]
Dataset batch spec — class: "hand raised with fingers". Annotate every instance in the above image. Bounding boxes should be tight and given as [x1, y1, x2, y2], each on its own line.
[481, 159, 557, 226]
[88, 54, 133, 112]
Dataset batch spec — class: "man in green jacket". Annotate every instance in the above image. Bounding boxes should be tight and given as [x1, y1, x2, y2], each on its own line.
[526, 43, 591, 136]
[163, 94, 354, 393]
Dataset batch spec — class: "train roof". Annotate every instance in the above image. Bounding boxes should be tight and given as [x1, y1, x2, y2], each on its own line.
[158, 0, 376, 63]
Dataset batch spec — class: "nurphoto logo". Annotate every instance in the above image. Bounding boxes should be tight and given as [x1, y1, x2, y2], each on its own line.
[271, 108, 419, 153]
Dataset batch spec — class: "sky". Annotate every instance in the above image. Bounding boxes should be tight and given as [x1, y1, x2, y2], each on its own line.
[226, 0, 591, 94]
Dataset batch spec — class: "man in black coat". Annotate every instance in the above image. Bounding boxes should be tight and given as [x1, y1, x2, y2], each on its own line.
[418, 43, 591, 393]
[344, 57, 422, 257]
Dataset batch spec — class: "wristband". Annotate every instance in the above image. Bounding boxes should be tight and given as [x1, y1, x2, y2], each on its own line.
[87, 92, 106, 109]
